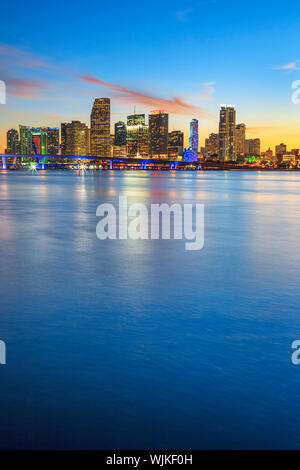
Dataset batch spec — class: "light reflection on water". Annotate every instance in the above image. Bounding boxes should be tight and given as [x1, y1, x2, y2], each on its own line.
[0, 170, 300, 449]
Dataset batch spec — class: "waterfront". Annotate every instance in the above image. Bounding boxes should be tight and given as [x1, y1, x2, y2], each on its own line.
[0, 170, 300, 449]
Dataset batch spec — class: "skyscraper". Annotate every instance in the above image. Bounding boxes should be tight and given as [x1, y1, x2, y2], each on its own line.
[149, 111, 168, 158]
[245, 138, 261, 156]
[19, 125, 32, 155]
[6, 129, 19, 154]
[275, 143, 287, 156]
[46, 127, 59, 155]
[218, 105, 236, 161]
[184, 119, 199, 162]
[204, 133, 218, 157]
[60, 121, 89, 156]
[31, 128, 47, 155]
[189, 119, 199, 154]
[90, 98, 110, 157]
[235, 123, 246, 156]
[114, 121, 126, 146]
[168, 131, 184, 158]
[126, 114, 149, 158]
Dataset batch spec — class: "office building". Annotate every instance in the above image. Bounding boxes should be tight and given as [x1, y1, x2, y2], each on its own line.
[126, 114, 149, 157]
[6, 129, 19, 154]
[235, 123, 246, 156]
[168, 131, 184, 158]
[218, 105, 236, 161]
[60, 121, 89, 156]
[149, 110, 168, 158]
[90, 98, 110, 157]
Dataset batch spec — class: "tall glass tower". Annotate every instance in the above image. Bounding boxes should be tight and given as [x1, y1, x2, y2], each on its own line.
[90, 98, 110, 157]
[189, 119, 199, 154]
[218, 105, 236, 161]
[184, 118, 198, 162]
[149, 111, 168, 158]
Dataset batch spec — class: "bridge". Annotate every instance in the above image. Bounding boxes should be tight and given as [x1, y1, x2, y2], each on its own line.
[0, 154, 205, 171]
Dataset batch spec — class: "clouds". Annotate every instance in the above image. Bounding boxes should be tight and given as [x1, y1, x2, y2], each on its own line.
[80, 74, 211, 117]
[0, 42, 211, 117]
[5, 77, 46, 99]
[0, 43, 51, 99]
[0, 43, 49, 69]
[275, 60, 300, 71]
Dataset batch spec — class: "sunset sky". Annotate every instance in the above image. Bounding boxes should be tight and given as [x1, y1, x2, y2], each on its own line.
[1, 0, 300, 151]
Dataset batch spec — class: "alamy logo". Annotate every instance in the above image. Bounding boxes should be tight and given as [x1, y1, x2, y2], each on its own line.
[291, 340, 300, 365]
[291, 81, 300, 104]
[0, 81, 6, 104]
[0, 340, 6, 365]
[96, 196, 204, 251]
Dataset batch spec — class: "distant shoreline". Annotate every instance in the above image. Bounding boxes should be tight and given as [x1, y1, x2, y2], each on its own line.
[1, 167, 300, 172]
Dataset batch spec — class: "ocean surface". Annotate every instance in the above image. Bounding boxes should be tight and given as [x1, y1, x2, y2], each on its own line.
[0, 169, 300, 449]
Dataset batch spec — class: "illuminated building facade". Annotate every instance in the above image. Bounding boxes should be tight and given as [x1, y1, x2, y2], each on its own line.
[235, 123, 246, 156]
[113, 145, 127, 158]
[19, 125, 32, 155]
[6, 129, 19, 154]
[189, 119, 198, 153]
[126, 114, 149, 157]
[168, 131, 184, 158]
[90, 98, 110, 157]
[275, 143, 287, 156]
[218, 105, 236, 161]
[61, 121, 89, 156]
[31, 128, 47, 155]
[204, 133, 218, 157]
[46, 127, 59, 155]
[114, 122, 126, 146]
[245, 138, 260, 156]
[149, 111, 168, 158]
[184, 118, 198, 162]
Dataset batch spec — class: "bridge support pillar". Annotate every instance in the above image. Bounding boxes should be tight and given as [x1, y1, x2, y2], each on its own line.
[174, 162, 178, 170]
[169, 163, 173, 170]
[77, 160, 80, 170]
[2, 156, 7, 170]
[109, 160, 113, 170]
[41, 157, 45, 170]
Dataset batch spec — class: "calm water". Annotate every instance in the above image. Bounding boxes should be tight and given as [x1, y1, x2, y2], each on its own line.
[0, 170, 300, 449]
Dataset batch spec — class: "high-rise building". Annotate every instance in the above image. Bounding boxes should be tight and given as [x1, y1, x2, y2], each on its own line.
[204, 133, 218, 157]
[218, 105, 236, 161]
[168, 131, 184, 158]
[114, 121, 126, 146]
[60, 121, 89, 156]
[189, 119, 199, 153]
[46, 127, 59, 155]
[184, 119, 199, 162]
[90, 98, 110, 157]
[126, 114, 149, 158]
[149, 111, 168, 158]
[6, 129, 19, 154]
[19, 125, 32, 155]
[275, 143, 287, 156]
[235, 123, 246, 156]
[245, 138, 261, 156]
[31, 128, 47, 155]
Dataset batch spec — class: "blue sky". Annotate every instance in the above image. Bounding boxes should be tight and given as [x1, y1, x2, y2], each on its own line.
[1, 0, 300, 150]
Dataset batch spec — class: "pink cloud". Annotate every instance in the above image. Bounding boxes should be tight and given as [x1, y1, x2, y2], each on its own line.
[79, 74, 211, 117]
[276, 61, 299, 71]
